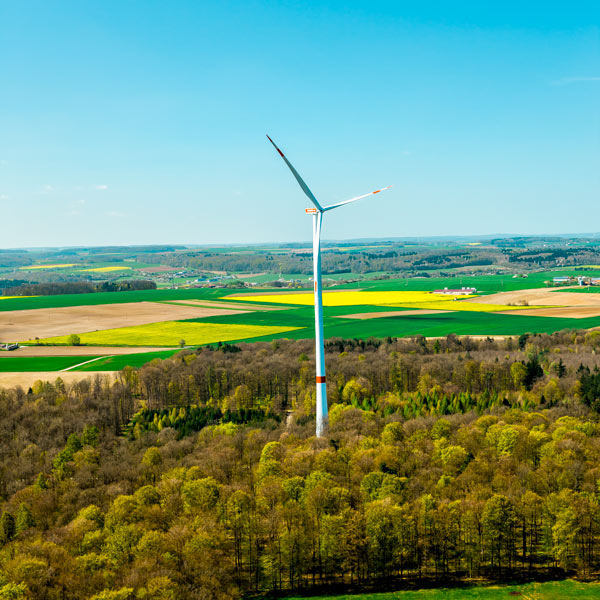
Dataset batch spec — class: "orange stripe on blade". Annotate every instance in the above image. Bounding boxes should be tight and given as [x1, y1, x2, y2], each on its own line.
[316, 376, 326, 383]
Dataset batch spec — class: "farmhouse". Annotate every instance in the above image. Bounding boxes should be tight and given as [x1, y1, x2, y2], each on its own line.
[575, 276, 600, 286]
[553, 276, 573, 285]
[433, 287, 476, 296]
[0, 343, 19, 351]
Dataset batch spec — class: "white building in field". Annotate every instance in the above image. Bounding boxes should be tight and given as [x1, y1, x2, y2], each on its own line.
[433, 287, 477, 296]
[553, 276, 573, 285]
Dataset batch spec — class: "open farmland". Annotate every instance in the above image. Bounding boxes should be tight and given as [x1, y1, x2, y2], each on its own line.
[17, 263, 77, 270]
[3, 345, 172, 356]
[1, 301, 248, 341]
[232, 290, 539, 312]
[0, 355, 100, 371]
[5, 273, 600, 375]
[232, 290, 480, 306]
[0, 370, 116, 388]
[37, 321, 302, 346]
[79, 266, 132, 272]
[0, 288, 240, 311]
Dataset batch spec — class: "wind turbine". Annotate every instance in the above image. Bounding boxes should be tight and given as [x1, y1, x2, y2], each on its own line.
[267, 135, 391, 437]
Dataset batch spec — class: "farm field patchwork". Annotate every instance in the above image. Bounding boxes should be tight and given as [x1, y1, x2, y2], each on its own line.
[2, 301, 248, 341]
[80, 266, 132, 272]
[332, 269, 600, 293]
[0, 288, 239, 312]
[0, 370, 117, 389]
[37, 321, 303, 346]
[232, 290, 538, 312]
[232, 290, 479, 306]
[18, 263, 77, 270]
[72, 349, 182, 370]
[6, 346, 173, 356]
[192, 304, 600, 341]
[6, 274, 600, 375]
[163, 299, 287, 311]
[291, 579, 600, 600]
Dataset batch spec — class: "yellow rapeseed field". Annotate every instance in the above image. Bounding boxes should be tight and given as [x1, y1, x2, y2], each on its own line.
[233, 290, 533, 313]
[36, 321, 302, 346]
[235, 290, 459, 307]
[80, 266, 132, 272]
[19, 264, 77, 270]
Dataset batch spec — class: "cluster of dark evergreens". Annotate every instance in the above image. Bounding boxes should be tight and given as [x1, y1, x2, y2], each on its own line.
[0, 279, 29, 290]
[2, 280, 156, 297]
[126, 406, 273, 439]
[1, 333, 600, 598]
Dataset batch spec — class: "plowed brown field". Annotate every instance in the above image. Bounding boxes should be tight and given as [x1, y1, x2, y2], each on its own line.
[0, 371, 117, 389]
[0, 301, 248, 341]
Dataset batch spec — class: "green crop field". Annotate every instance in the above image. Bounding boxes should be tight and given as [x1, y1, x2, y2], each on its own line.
[72, 349, 182, 371]
[188, 305, 600, 340]
[289, 579, 600, 600]
[333, 269, 600, 293]
[0, 355, 99, 372]
[558, 287, 600, 294]
[0, 288, 234, 312]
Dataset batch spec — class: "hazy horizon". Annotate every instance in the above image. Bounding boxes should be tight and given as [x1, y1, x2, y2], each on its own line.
[5, 231, 600, 254]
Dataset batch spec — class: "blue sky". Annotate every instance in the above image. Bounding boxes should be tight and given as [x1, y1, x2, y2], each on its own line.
[1, 1, 598, 247]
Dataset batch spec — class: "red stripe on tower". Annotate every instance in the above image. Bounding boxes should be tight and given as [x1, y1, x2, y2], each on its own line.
[316, 376, 326, 383]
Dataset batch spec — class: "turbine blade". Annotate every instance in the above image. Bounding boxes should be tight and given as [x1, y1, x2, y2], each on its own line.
[267, 135, 323, 211]
[322, 185, 392, 212]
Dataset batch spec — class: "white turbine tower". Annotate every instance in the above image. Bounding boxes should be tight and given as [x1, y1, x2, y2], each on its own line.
[267, 135, 391, 437]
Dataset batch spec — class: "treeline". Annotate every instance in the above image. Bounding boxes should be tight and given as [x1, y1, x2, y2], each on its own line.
[2, 334, 600, 597]
[2, 280, 156, 296]
[0, 279, 29, 290]
[503, 246, 600, 266]
[140, 247, 501, 275]
[140, 244, 600, 275]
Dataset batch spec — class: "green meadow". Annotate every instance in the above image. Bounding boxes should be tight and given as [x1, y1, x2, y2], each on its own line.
[288, 579, 600, 600]
[0, 287, 231, 312]
[0, 355, 100, 372]
[336, 269, 600, 293]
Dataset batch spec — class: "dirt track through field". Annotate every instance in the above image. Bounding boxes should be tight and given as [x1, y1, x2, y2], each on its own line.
[230, 288, 362, 297]
[338, 309, 451, 319]
[498, 306, 600, 318]
[166, 299, 287, 311]
[1, 346, 172, 357]
[0, 371, 117, 389]
[0, 301, 248, 341]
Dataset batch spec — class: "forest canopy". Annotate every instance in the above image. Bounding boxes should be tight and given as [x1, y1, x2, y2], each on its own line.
[1, 332, 600, 598]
